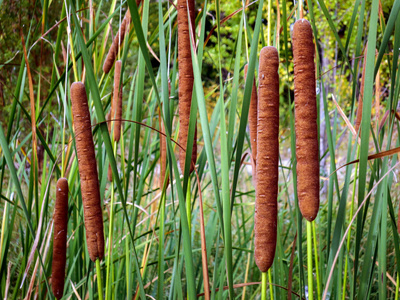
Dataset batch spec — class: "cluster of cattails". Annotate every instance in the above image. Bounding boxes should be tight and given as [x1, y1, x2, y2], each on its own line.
[252, 18, 319, 273]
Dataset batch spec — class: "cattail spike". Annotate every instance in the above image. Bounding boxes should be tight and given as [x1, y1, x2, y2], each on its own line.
[244, 64, 258, 176]
[51, 178, 69, 299]
[178, 0, 197, 174]
[292, 19, 320, 222]
[254, 46, 279, 273]
[70, 82, 104, 261]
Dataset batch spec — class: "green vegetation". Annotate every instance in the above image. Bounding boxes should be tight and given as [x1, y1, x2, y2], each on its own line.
[1, 0, 400, 299]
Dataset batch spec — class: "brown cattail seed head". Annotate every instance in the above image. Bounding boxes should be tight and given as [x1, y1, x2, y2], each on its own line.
[70, 82, 105, 261]
[244, 64, 258, 174]
[103, 11, 131, 74]
[255, 46, 279, 273]
[292, 19, 320, 222]
[178, 0, 197, 174]
[51, 178, 69, 299]
[113, 60, 123, 142]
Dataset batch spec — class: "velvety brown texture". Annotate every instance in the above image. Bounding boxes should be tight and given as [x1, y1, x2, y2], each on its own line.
[70, 82, 105, 261]
[355, 44, 367, 134]
[292, 19, 320, 222]
[255, 46, 279, 273]
[51, 178, 68, 299]
[244, 64, 258, 172]
[112, 60, 123, 142]
[103, 11, 131, 74]
[178, 0, 197, 174]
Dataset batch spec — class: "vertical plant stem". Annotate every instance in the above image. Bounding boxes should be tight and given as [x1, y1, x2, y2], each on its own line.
[186, 177, 192, 233]
[68, 31, 79, 82]
[96, 259, 103, 300]
[268, 269, 274, 300]
[342, 157, 359, 300]
[261, 272, 267, 300]
[307, 221, 313, 300]
[267, 0, 271, 46]
[396, 274, 399, 300]
[105, 142, 117, 300]
[312, 222, 321, 300]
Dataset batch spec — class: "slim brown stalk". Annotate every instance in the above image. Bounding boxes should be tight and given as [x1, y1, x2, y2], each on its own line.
[292, 19, 319, 222]
[70, 82, 104, 261]
[178, 0, 197, 174]
[51, 178, 69, 299]
[254, 46, 279, 272]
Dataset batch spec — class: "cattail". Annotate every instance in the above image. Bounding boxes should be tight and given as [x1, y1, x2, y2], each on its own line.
[354, 44, 368, 133]
[70, 82, 104, 261]
[112, 60, 123, 142]
[178, 0, 197, 174]
[103, 11, 131, 74]
[107, 61, 123, 182]
[51, 178, 69, 299]
[292, 19, 319, 222]
[254, 46, 279, 272]
[244, 64, 258, 171]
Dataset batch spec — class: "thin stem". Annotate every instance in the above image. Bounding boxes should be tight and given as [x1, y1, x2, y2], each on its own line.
[105, 141, 117, 300]
[307, 221, 313, 300]
[312, 222, 321, 300]
[268, 269, 274, 300]
[299, 0, 303, 19]
[267, 0, 271, 46]
[96, 259, 104, 300]
[261, 272, 268, 300]
[342, 153, 359, 300]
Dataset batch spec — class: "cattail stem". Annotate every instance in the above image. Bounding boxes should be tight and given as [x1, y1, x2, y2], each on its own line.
[268, 269, 274, 300]
[105, 141, 117, 299]
[267, 0, 271, 46]
[307, 221, 314, 300]
[261, 272, 267, 300]
[96, 259, 104, 300]
[313, 222, 321, 300]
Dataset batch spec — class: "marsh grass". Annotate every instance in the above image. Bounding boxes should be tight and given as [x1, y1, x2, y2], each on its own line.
[1, 0, 400, 299]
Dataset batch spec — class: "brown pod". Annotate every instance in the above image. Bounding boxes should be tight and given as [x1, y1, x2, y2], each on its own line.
[292, 19, 320, 222]
[51, 178, 69, 299]
[178, 0, 197, 174]
[103, 11, 131, 74]
[254, 46, 279, 273]
[70, 82, 105, 261]
[244, 64, 258, 171]
[113, 60, 123, 142]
